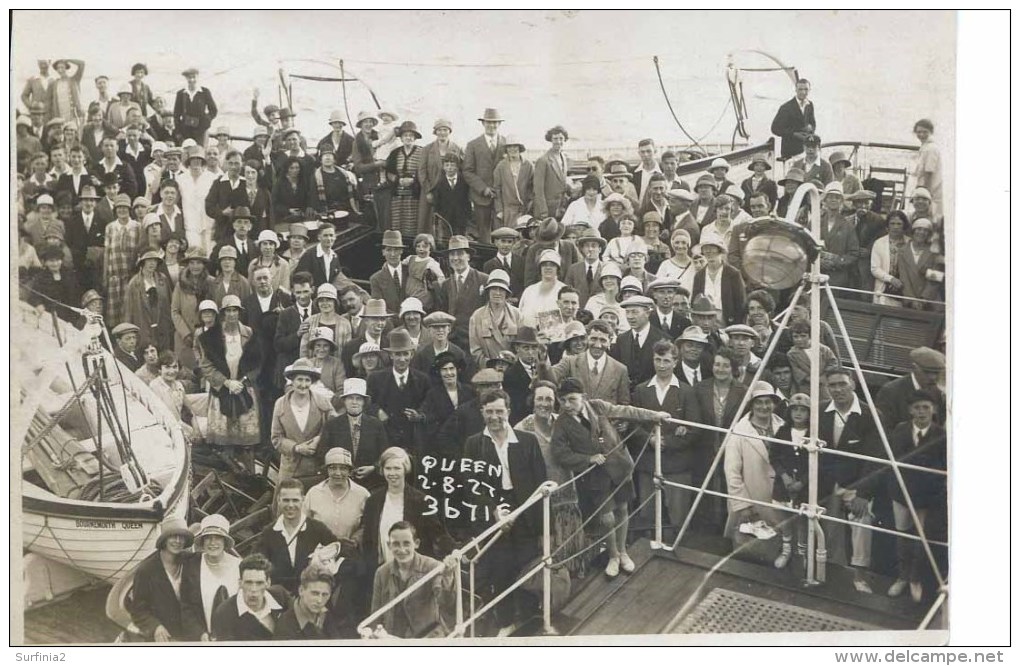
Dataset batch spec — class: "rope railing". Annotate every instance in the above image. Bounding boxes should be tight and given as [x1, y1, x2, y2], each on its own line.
[828, 285, 946, 307]
[552, 494, 656, 570]
[549, 425, 645, 495]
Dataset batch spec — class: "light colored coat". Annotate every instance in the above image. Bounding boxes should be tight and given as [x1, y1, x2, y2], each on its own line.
[533, 149, 569, 219]
[492, 157, 535, 223]
[723, 413, 786, 538]
[271, 391, 330, 481]
[548, 353, 631, 405]
[468, 303, 522, 368]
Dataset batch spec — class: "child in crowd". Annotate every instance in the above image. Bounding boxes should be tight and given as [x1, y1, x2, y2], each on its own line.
[402, 233, 445, 308]
[770, 393, 811, 569]
[430, 153, 471, 237]
[786, 319, 840, 400]
[604, 215, 643, 266]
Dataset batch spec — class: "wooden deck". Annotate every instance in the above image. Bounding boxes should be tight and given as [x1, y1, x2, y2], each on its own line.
[23, 584, 121, 645]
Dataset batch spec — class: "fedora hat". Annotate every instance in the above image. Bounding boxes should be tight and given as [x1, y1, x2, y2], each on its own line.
[606, 161, 632, 180]
[194, 514, 234, 552]
[253, 125, 270, 138]
[512, 326, 541, 347]
[535, 218, 562, 242]
[445, 235, 474, 254]
[575, 227, 607, 250]
[217, 245, 238, 261]
[156, 517, 194, 550]
[423, 311, 456, 327]
[677, 325, 709, 344]
[231, 206, 253, 221]
[284, 358, 322, 381]
[78, 184, 100, 200]
[309, 326, 337, 349]
[484, 269, 513, 293]
[396, 121, 422, 139]
[381, 230, 404, 248]
[399, 297, 426, 318]
[478, 108, 504, 123]
[384, 328, 416, 353]
[748, 156, 772, 171]
[316, 283, 339, 302]
[353, 342, 383, 363]
[433, 117, 453, 133]
[328, 110, 347, 126]
[695, 174, 718, 191]
[81, 289, 103, 307]
[689, 294, 718, 315]
[778, 168, 806, 186]
[220, 294, 245, 311]
[356, 110, 378, 128]
[111, 322, 140, 338]
[324, 447, 354, 467]
[362, 298, 393, 318]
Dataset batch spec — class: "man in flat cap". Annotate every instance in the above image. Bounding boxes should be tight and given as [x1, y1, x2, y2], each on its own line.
[876, 346, 946, 430]
[174, 68, 218, 145]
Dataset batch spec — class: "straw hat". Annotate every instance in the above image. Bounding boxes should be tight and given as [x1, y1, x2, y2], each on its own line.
[339, 378, 369, 399]
[445, 235, 474, 254]
[194, 514, 235, 552]
[677, 325, 709, 344]
[748, 381, 782, 404]
[309, 326, 337, 350]
[353, 343, 383, 364]
[328, 110, 347, 126]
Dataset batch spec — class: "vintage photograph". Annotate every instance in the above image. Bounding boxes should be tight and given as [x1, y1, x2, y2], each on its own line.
[11, 9, 959, 646]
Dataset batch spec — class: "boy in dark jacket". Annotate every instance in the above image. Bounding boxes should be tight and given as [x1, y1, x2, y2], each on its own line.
[430, 153, 471, 236]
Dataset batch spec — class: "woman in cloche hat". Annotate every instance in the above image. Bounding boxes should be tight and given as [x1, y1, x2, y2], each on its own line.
[179, 514, 241, 641]
[385, 120, 423, 237]
[125, 517, 195, 642]
[124, 248, 173, 352]
[299, 283, 353, 360]
[273, 358, 331, 482]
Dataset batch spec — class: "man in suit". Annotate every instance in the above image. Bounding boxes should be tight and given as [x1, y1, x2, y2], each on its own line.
[532, 125, 570, 219]
[209, 208, 255, 278]
[630, 340, 703, 537]
[462, 389, 547, 633]
[320, 379, 390, 491]
[111, 323, 143, 372]
[173, 68, 218, 145]
[340, 298, 392, 378]
[243, 265, 294, 447]
[62, 184, 105, 290]
[648, 277, 691, 340]
[273, 272, 316, 389]
[435, 235, 487, 351]
[462, 108, 506, 243]
[204, 149, 250, 243]
[482, 227, 525, 300]
[564, 228, 607, 308]
[210, 553, 292, 642]
[118, 124, 151, 193]
[792, 134, 834, 186]
[501, 326, 542, 425]
[369, 230, 409, 317]
[632, 138, 664, 205]
[611, 295, 670, 391]
[818, 369, 882, 593]
[366, 329, 431, 456]
[545, 320, 630, 404]
[295, 223, 351, 289]
[771, 78, 816, 159]
[675, 325, 713, 386]
[818, 183, 861, 288]
[876, 347, 946, 430]
[432, 152, 473, 237]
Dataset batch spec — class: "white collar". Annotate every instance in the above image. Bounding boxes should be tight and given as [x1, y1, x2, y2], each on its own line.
[236, 590, 283, 617]
[102, 156, 124, 169]
[647, 375, 680, 389]
[636, 164, 662, 175]
[911, 374, 922, 391]
[316, 244, 335, 258]
[219, 173, 245, 183]
[483, 426, 519, 444]
[826, 396, 863, 416]
[586, 352, 604, 368]
[393, 368, 408, 382]
[631, 322, 651, 339]
[272, 514, 307, 533]
[913, 424, 930, 440]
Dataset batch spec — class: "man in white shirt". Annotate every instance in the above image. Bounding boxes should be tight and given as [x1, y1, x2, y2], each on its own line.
[676, 325, 710, 386]
[210, 553, 289, 641]
[633, 138, 663, 204]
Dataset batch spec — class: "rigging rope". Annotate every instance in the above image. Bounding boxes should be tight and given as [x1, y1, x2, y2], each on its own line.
[652, 56, 704, 151]
[338, 60, 355, 133]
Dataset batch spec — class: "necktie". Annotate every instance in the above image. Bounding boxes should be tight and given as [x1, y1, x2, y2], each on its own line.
[240, 241, 246, 255]
[393, 269, 401, 288]
[591, 362, 599, 377]
[397, 375, 405, 389]
[578, 414, 591, 431]
[301, 307, 309, 321]
[586, 264, 594, 286]
[635, 332, 642, 349]
[351, 421, 361, 458]
[502, 257, 510, 272]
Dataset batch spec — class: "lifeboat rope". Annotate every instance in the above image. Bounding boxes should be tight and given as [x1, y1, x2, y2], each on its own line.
[22, 374, 102, 458]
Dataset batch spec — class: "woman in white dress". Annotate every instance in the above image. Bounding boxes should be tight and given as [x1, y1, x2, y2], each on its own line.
[177, 147, 216, 252]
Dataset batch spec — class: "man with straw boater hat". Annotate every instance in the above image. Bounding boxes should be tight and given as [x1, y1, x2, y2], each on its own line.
[463, 108, 506, 243]
[365, 328, 430, 454]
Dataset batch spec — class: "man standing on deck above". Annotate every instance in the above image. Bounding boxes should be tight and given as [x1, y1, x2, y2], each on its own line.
[174, 68, 218, 145]
[632, 138, 663, 205]
[771, 78, 816, 159]
[462, 108, 506, 243]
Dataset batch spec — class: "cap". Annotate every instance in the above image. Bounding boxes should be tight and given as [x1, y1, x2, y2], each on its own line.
[724, 324, 758, 339]
[471, 368, 503, 385]
[909, 346, 945, 371]
[620, 295, 655, 309]
[111, 322, 140, 337]
[423, 311, 456, 327]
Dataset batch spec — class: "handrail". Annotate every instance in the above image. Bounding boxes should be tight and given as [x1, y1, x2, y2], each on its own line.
[663, 417, 947, 477]
[356, 480, 557, 637]
[550, 425, 643, 493]
[828, 285, 945, 307]
[448, 560, 547, 638]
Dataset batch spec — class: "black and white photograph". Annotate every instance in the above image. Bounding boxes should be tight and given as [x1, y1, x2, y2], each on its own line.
[7, 8, 1010, 652]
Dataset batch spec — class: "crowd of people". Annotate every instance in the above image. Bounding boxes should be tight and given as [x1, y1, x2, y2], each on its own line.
[17, 61, 948, 641]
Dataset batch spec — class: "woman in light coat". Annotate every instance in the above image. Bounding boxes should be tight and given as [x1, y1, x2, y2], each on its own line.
[492, 138, 535, 226]
[870, 211, 910, 307]
[271, 359, 330, 482]
[722, 381, 786, 540]
[468, 270, 522, 368]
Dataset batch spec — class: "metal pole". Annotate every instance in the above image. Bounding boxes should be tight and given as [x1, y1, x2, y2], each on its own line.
[653, 423, 663, 549]
[469, 558, 476, 638]
[805, 182, 824, 586]
[455, 556, 464, 630]
[541, 489, 556, 635]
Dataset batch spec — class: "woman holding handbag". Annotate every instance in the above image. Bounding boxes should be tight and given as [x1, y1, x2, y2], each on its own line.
[197, 294, 263, 473]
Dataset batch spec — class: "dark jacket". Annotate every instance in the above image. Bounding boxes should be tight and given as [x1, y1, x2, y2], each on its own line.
[421, 382, 474, 445]
[241, 289, 293, 388]
[817, 402, 881, 500]
[272, 175, 311, 222]
[740, 175, 779, 211]
[294, 246, 347, 290]
[209, 239, 254, 279]
[369, 263, 410, 317]
[205, 176, 252, 243]
[693, 379, 747, 451]
[610, 325, 671, 391]
[173, 87, 218, 140]
[114, 346, 144, 373]
[434, 267, 488, 350]
[320, 413, 390, 488]
[631, 380, 703, 473]
[211, 586, 291, 642]
[882, 422, 947, 510]
[316, 131, 355, 167]
[875, 374, 945, 430]
[272, 304, 309, 389]
[197, 321, 264, 387]
[771, 97, 816, 159]
[365, 368, 431, 456]
[463, 428, 548, 536]
[179, 553, 234, 641]
[650, 310, 691, 341]
[436, 398, 483, 459]
[361, 485, 455, 567]
[258, 517, 337, 595]
[126, 550, 196, 640]
[273, 601, 358, 640]
[118, 141, 151, 193]
[692, 264, 746, 326]
[306, 166, 355, 214]
[431, 174, 472, 235]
